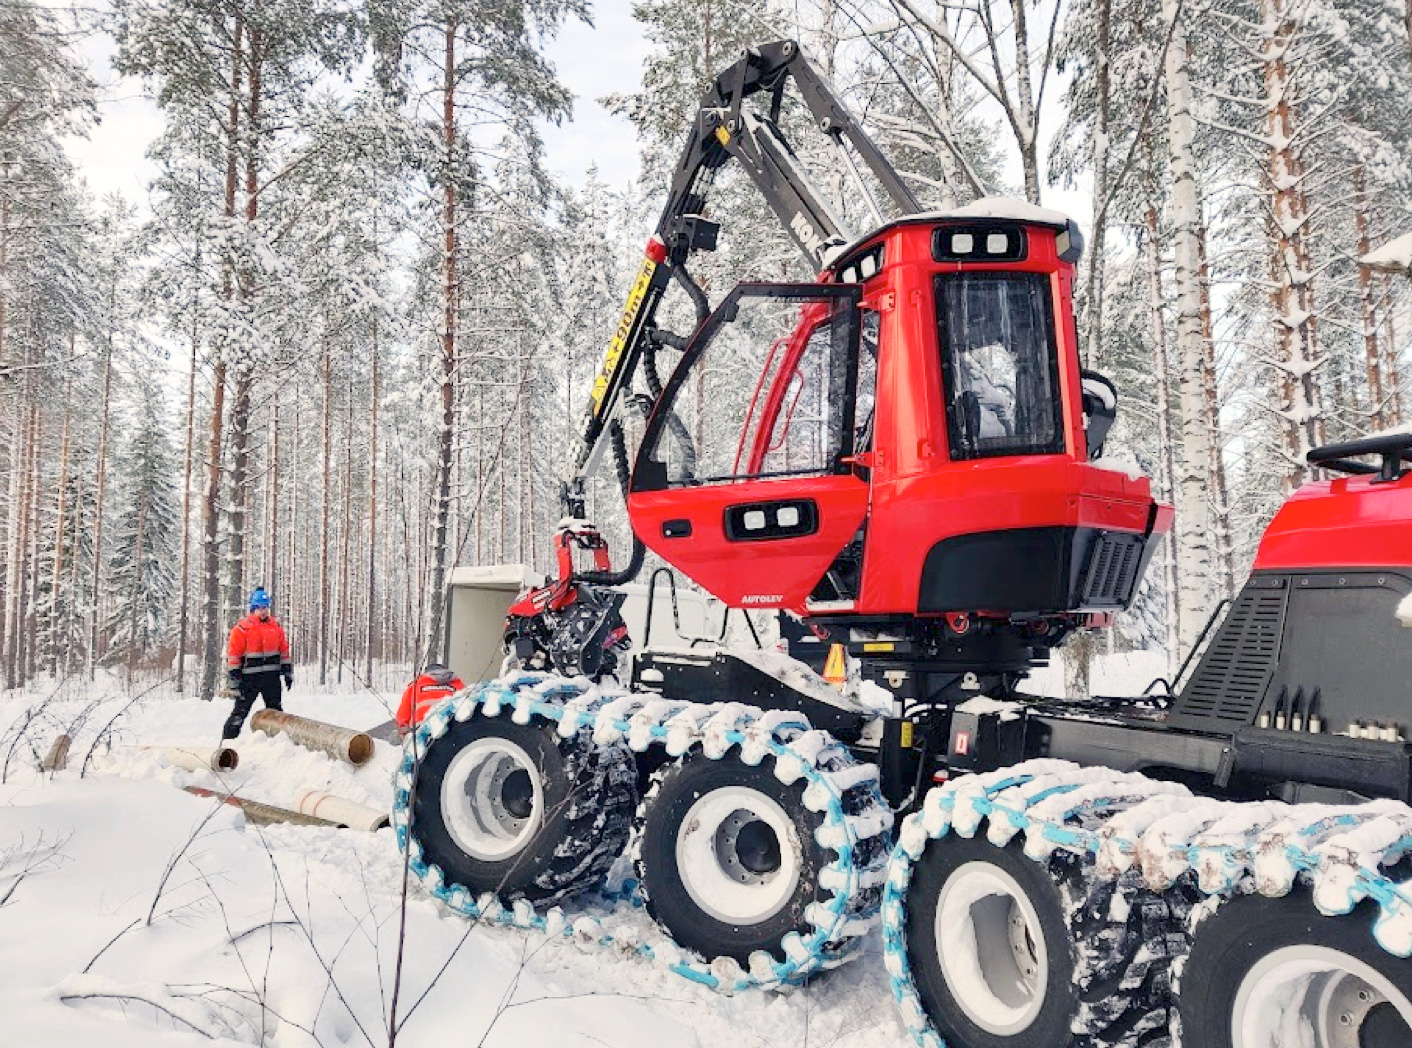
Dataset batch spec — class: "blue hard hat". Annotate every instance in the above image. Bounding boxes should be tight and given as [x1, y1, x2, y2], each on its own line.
[249, 587, 272, 611]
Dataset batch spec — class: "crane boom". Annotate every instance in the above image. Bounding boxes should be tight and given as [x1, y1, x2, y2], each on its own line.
[570, 40, 920, 504]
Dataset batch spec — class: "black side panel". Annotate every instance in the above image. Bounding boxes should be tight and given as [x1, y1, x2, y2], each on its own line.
[1168, 576, 1289, 732]
[1170, 570, 1412, 736]
[920, 527, 1073, 613]
[919, 526, 1152, 614]
[1265, 571, 1412, 736]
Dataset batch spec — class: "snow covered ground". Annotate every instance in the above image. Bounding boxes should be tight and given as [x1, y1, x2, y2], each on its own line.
[0, 671, 907, 1048]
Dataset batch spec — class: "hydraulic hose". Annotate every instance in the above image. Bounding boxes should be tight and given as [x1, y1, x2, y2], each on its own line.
[573, 420, 647, 588]
[644, 340, 697, 481]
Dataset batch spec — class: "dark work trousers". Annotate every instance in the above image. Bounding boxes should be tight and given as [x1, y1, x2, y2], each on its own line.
[223, 674, 283, 740]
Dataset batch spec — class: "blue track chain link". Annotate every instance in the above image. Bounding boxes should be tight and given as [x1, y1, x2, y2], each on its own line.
[881, 759, 1412, 1047]
[391, 672, 894, 993]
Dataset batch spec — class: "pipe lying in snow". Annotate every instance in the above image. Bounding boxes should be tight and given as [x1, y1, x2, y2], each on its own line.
[41, 734, 71, 772]
[184, 786, 340, 827]
[250, 710, 374, 766]
[137, 746, 240, 773]
[294, 789, 391, 831]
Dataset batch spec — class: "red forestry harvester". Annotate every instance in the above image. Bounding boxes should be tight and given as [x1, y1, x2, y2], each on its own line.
[397, 40, 1412, 1048]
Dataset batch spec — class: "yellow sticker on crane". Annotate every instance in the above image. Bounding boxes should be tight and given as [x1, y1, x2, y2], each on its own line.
[589, 255, 657, 417]
[900, 720, 914, 748]
[715, 126, 731, 146]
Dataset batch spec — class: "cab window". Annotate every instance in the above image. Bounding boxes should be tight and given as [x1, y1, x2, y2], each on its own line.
[935, 273, 1063, 460]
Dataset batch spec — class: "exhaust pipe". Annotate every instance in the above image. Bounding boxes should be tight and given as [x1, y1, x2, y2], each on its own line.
[250, 710, 374, 765]
[293, 789, 391, 831]
[183, 786, 339, 827]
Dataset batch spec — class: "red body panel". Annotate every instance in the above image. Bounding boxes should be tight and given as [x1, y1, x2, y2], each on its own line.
[628, 217, 1171, 618]
[1254, 472, 1412, 571]
[633, 475, 869, 611]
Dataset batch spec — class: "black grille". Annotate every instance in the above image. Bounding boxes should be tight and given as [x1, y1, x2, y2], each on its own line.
[1080, 532, 1145, 607]
[1169, 582, 1289, 730]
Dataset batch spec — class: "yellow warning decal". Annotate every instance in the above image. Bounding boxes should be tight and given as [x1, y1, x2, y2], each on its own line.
[715, 126, 731, 146]
[823, 643, 847, 690]
[589, 255, 658, 417]
[900, 720, 914, 748]
[862, 641, 895, 653]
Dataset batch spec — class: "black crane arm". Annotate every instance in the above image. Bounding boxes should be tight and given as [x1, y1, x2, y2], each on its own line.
[570, 39, 920, 502]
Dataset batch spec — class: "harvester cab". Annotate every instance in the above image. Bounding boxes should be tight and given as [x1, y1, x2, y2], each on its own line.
[628, 207, 1171, 671]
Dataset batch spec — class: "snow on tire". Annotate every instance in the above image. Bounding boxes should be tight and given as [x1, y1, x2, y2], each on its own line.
[1179, 891, 1412, 1048]
[408, 713, 635, 905]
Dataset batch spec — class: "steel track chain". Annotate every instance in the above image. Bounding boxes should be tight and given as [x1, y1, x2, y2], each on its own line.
[391, 672, 894, 993]
[880, 759, 1412, 1047]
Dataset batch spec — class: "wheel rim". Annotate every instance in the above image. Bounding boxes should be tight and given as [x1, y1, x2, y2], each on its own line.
[934, 860, 1050, 1036]
[440, 737, 544, 862]
[673, 785, 801, 925]
[1232, 944, 1412, 1048]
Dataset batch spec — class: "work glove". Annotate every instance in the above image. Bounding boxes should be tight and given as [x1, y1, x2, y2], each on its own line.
[282, 670, 294, 690]
[227, 668, 241, 690]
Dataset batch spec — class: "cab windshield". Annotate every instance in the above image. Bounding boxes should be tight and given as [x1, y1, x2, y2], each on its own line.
[935, 273, 1064, 460]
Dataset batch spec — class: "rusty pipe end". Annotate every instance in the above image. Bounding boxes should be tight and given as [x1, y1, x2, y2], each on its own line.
[347, 734, 374, 765]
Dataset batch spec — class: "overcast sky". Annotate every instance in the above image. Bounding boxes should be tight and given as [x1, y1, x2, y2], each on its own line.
[62, 4, 653, 210]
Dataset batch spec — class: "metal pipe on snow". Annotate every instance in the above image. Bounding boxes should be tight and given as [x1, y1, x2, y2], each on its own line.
[250, 710, 374, 766]
[183, 786, 339, 827]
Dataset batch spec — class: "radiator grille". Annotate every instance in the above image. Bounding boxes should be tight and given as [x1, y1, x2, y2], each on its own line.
[1170, 584, 1288, 729]
[1080, 532, 1145, 607]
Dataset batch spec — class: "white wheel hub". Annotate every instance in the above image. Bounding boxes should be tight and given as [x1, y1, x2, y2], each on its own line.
[935, 861, 1050, 1036]
[674, 785, 801, 925]
[1232, 944, 1412, 1048]
[441, 737, 544, 862]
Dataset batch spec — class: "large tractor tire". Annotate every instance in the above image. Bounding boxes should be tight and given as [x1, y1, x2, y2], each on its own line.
[1179, 892, 1412, 1048]
[903, 836, 1182, 1048]
[410, 714, 636, 905]
[635, 742, 889, 969]
[636, 753, 829, 964]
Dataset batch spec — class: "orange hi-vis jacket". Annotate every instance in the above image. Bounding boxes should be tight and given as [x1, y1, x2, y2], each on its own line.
[397, 672, 465, 730]
[227, 613, 292, 679]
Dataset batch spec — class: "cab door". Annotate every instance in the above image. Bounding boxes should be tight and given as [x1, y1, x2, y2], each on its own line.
[628, 283, 870, 612]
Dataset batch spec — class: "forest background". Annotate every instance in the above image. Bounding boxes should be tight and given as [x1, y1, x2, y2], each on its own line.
[2, 0, 1409, 701]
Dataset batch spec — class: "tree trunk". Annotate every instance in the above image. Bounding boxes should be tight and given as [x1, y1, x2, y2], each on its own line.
[267, 390, 279, 592]
[176, 248, 200, 692]
[48, 371, 72, 676]
[1384, 276, 1404, 426]
[1195, 221, 1234, 596]
[199, 6, 243, 703]
[88, 336, 115, 680]
[319, 336, 331, 685]
[1162, 0, 1214, 657]
[1262, 0, 1320, 488]
[337, 379, 353, 683]
[1142, 150, 1181, 675]
[224, 2, 262, 626]
[366, 319, 378, 681]
[1083, 0, 1112, 370]
[423, 18, 459, 667]
[1354, 166, 1384, 428]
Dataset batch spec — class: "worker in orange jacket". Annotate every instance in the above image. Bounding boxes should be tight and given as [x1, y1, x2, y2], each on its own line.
[223, 588, 292, 741]
[396, 664, 464, 734]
